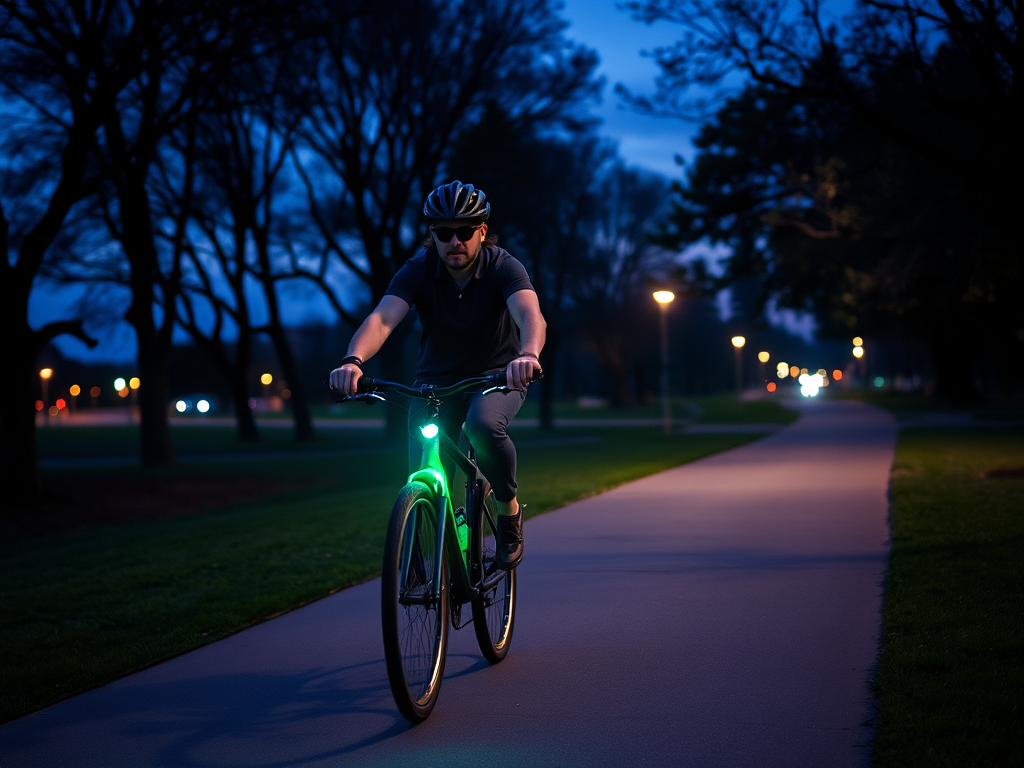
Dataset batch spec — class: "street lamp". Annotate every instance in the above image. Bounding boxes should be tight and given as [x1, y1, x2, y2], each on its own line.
[653, 291, 675, 434]
[39, 368, 53, 425]
[731, 336, 746, 401]
[757, 350, 769, 386]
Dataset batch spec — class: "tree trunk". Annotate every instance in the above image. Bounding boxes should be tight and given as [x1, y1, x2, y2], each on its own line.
[1, 320, 44, 506]
[267, 325, 315, 441]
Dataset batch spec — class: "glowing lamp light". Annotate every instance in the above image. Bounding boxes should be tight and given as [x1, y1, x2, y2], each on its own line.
[48, 406, 60, 416]
[766, 382, 777, 392]
[175, 400, 188, 413]
[118, 388, 130, 398]
[70, 384, 81, 396]
[196, 399, 211, 413]
[56, 398, 66, 410]
[652, 290, 675, 304]
[731, 336, 746, 349]
[129, 377, 140, 390]
[260, 373, 273, 386]
[758, 351, 770, 363]
[832, 370, 843, 380]
[790, 367, 800, 378]
[39, 368, 53, 380]
[114, 377, 127, 391]
[420, 423, 439, 439]
[853, 336, 864, 347]
[874, 377, 885, 388]
[35, 401, 44, 411]
[90, 386, 101, 398]
[853, 346, 864, 359]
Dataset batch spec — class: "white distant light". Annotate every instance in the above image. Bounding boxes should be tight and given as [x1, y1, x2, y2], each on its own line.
[175, 400, 188, 413]
[114, 377, 126, 391]
[196, 399, 210, 413]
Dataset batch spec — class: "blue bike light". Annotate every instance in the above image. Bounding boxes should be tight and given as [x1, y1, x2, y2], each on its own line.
[420, 423, 439, 439]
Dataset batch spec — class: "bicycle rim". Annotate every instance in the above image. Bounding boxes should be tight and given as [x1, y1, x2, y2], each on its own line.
[381, 483, 449, 722]
[471, 489, 516, 663]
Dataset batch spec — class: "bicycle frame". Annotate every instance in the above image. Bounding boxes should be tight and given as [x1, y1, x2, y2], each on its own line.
[407, 420, 505, 609]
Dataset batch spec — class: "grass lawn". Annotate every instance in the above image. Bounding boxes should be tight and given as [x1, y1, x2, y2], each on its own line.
[873, 426, 1023, 767]
[1, 415, 785, 723]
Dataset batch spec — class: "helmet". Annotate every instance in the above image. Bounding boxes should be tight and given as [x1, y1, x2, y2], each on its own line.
[423, 180, 490, 223]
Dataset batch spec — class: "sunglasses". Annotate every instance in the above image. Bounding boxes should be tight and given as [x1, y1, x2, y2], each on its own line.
[431, 224, 482, 242]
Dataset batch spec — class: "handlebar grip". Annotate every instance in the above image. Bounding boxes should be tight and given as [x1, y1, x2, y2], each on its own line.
[355, 377, 377, 394]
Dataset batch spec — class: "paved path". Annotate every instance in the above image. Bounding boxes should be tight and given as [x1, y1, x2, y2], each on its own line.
[1, 399, 896, 767]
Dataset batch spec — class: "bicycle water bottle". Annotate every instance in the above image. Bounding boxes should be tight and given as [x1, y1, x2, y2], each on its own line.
[454, 506, 469, 554]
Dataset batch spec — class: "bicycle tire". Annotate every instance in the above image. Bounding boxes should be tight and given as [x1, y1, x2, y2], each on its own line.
[471, 488, 516, 663]
[381, 482, 449, 723]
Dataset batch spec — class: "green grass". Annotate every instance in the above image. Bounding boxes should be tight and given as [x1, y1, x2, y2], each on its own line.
[516, 391, 799, 424]
[2, 424, 763, 723]
[873, 427, 1024, 767]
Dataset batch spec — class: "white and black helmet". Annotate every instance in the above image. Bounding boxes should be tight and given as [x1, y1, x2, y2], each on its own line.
[423, 180, 490, 223]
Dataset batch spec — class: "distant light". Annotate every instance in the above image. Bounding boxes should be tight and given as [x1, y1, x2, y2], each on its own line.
[766, 381, 777, 392]
[196, 399, 211, 413]
[56, 398, 66, 410]
[817, 369, 826, 376]
[129, 377, 140, 390]
[731, 335, 746, 348]
[39, 368, 53, 380]
[70, 384, 81, 397]
[777, 361, 788, 371]
[832, 370, 843, 381]
[853, 336, 864, 347]
[758, 351, 770, 363]
[420, 423, 439, 439]
[777, 367, 789, 379]
[118, 388, 130, 398]
[48, 406, 60, 416]
[874, 377, 885, 388]
[35, 401, 44, 411]
[260, 373, 273, 386]
[90, 386, 101, 398]
[853, 346, 864, 359]
[281, 389, 292, 399]
[800, 368, 808, 375]
[248, 397, 258, 410]
[114, 377, 126, 391]
[175, 400, 188, 413]
[800, 383, 820, 397]
[790, 367, 800, 378]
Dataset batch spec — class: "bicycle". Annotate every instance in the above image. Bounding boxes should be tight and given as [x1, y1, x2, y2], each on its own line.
[334, 371, 533, 723]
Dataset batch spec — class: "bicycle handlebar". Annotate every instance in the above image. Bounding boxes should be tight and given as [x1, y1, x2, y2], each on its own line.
[330, 368, 542, 403]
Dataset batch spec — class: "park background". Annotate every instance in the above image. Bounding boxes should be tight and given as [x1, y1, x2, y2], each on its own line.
[1, 1, 1021, 764]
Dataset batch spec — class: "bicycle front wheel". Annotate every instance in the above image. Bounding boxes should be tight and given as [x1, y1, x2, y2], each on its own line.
[471, 489, 517, 663]
[381, 482, 449, 723]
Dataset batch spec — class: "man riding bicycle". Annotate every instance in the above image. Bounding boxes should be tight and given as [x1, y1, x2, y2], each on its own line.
[329, 180, 545, 570]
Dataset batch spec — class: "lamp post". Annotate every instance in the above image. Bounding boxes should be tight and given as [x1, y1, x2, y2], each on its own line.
[653, 291, 675, 434]
[757, 350, 769, 387]
[39, 368, 53, 426]
[852, 336, 865, 386]
[731, 336, 746, 401]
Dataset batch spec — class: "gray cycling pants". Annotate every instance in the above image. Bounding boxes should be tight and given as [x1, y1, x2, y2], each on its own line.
[407, 386, 527, 503]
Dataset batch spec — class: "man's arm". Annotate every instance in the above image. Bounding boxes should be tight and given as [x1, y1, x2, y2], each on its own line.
[506, 289, 546, 389]
[329, 295, 410, 395]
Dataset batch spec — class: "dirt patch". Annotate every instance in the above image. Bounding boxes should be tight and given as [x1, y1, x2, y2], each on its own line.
[983, 466, 1024, 479]
[1, 477, 313, 544]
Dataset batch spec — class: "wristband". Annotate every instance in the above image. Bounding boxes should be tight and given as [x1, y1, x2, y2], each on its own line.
[340, 355, 364, 368]
[518, 352, 540, 360]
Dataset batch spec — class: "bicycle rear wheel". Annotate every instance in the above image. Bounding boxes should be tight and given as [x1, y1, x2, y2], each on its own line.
[471, 488, 516, 663]
[381, 482, 449, 723]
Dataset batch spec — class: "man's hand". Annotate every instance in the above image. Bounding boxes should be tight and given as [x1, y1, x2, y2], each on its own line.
[506, 355, 541, 390]
[329, 363, 362, 396]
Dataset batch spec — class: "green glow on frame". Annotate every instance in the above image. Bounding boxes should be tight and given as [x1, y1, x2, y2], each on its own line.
[420, 423, 439, 439]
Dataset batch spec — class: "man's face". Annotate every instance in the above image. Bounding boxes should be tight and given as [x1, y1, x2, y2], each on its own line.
[431, 221, 487, 275]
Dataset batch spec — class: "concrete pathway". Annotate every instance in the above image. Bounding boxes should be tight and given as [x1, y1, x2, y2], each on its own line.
[1, 398, 896, 767]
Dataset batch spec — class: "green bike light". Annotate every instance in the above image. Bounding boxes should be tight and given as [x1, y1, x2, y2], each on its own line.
[420, 423, 439, 439]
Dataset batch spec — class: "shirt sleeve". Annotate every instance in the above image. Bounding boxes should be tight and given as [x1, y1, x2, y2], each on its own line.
[498, 255, 536, 301]
[384, 252, 426, 306]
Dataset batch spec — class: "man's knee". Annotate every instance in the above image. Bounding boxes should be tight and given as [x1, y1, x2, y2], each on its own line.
[464, 412, 507, 446]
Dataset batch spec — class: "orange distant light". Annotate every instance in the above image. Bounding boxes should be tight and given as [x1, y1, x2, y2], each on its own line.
[90, 386, 101, 398]
[35, 400, 44, 411]
[118, 388, 130, 398]
[69, 384, 81, 396]
[56, 398, 67, 410]
[48, 406, 59, 416]
[766, 381, 777, 392]
[832, 370, 843, 380]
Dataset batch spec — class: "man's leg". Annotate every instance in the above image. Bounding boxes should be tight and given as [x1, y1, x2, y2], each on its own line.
[464, 388, 527, 569]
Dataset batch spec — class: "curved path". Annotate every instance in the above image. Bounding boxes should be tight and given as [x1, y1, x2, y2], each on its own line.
[0, 398, 895, 767]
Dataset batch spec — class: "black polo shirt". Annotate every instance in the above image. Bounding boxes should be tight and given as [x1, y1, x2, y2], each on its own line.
[385, 245, 535, 385]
